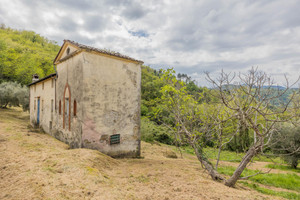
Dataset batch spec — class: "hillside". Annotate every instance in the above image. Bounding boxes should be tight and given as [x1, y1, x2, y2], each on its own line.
[1, 108, 294, 200]
[1, 27, 299, 200]
[0, 26, 60, 85]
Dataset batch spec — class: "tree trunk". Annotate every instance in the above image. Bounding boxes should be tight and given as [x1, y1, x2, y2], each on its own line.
[291, 158, 298, 169]
[192, 144, 225, 181]
[225, 147, 257, 187]
[215, 144, 222, 170]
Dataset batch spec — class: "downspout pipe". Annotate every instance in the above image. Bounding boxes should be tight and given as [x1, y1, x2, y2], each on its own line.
[53, 64, 58, 77]
[53, 64, 57, 110]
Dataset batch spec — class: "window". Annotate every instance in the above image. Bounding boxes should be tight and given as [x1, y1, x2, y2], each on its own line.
[66, 47, 70, 55]
[51, 79, 55, 88]
[73, 100, 77, 116]
[59, 100, 61, 115]
[34, 100, 36, 110]
[63, 85, 71, 130]
[42, 82, 44, 90]
[41, 100, 44, 111]
[65, 98, 69, 117]
[51, 99, 54, 113]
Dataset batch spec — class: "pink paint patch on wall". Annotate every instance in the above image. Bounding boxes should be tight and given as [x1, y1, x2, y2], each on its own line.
[82, 117, 105, 149]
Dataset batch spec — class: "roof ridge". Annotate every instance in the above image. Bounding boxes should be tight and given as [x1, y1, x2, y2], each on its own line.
[64, 39, 143, 64]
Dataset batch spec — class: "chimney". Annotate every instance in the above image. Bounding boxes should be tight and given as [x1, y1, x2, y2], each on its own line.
[32, 74, 39, 82]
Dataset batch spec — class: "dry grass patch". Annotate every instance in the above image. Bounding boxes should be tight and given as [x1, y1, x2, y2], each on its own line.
[0, 108, 284, 200]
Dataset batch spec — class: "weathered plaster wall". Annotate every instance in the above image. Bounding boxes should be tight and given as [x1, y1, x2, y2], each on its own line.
[29, 78, 55, 133]
[81, 51, 141, 158]
[52, 51, 84, 148]
[32, 44, 141, 158]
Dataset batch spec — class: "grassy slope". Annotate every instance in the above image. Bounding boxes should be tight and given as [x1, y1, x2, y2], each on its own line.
[266, 164, 300, 173]
[179, 145, 282, 163]
[0, 108, 286, 200]
[217, 166, 300, 191]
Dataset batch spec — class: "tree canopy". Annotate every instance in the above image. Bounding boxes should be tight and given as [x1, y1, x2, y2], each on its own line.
[0, 25, 60, 85]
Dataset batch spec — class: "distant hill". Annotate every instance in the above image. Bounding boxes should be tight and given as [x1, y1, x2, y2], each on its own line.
[220, 84, 298, 105]
[0, 25, 60, 85]
[262, 85, 286, 90]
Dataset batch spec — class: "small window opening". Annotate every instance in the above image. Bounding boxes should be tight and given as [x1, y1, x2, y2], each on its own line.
[65, 98, 69, 116]
[74, 100, 77, 116]
[51, 79, 54, 88]
[66, 47, 70, 55]
[41, 100, 44, 112]
[42, 82, 44, 90]
[34, 100, 36, 110]
[51, 99, 54, 113]
[59, 100, 61, 115]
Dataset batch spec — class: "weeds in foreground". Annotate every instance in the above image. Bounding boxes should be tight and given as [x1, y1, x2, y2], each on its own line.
[241, 182, 300, 200]
[218, 166, 300, 192]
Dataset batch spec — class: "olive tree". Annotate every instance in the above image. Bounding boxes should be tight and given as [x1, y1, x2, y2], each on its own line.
[271, 125, 300, 169]
[0, 81, 29, 110]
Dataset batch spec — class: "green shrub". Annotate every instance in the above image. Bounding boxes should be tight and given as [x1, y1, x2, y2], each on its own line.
[141, 117, 173, 144]
[271, 125, 300, 169]
[0, 81, 29, 110]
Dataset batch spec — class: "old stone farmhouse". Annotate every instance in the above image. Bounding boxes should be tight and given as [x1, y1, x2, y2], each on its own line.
[28, 40, 143, 158]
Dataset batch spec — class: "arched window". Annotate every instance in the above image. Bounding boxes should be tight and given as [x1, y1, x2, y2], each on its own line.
[63, 84, 71, 131]
[59, 100, 61, 115]
[74, 100, 77, 116]
[66, 47, 70, 55]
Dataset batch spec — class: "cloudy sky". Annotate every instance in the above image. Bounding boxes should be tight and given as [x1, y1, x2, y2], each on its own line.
[0, 0, 299, 86]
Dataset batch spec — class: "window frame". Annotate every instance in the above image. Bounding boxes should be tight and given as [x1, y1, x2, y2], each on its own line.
[73, 100, 77, 116]
[59, 100, 61, 115]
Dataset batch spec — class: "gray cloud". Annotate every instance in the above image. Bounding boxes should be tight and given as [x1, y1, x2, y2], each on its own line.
[122, 3, 148, 20]
[56, 0, 96, 11]
[57, 16, 79, 32]
[83, 14, 108, 32]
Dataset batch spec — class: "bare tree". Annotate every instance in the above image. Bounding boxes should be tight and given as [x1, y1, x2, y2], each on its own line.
[159, 69, 225, 181]
[159, 68, 299, 187]
[206, 67, 299, 187]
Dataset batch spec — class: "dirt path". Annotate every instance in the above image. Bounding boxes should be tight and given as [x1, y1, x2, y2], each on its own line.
[0, 108, 282, 199]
